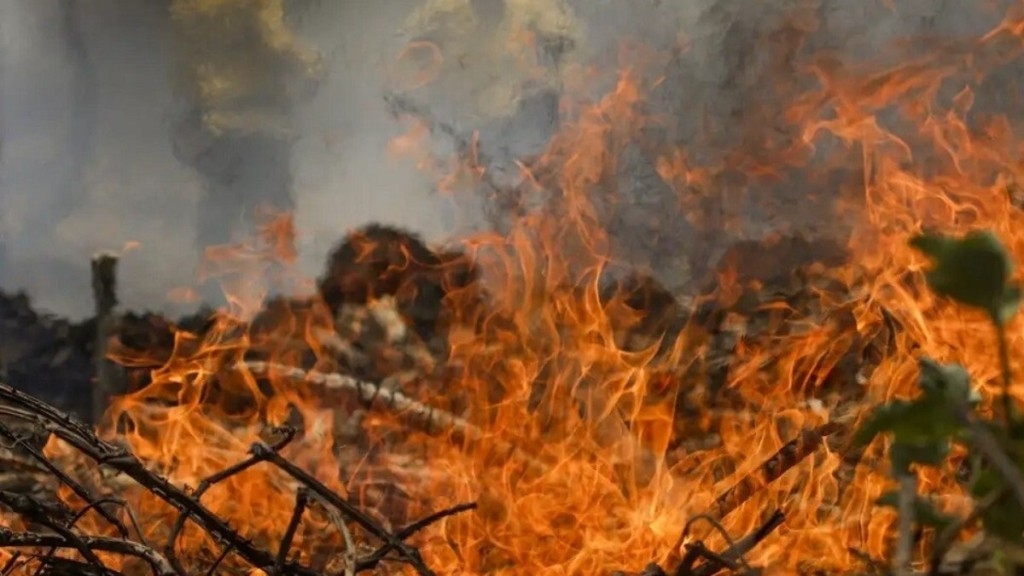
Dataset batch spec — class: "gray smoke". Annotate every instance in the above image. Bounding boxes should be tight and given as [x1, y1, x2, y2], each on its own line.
[289, 0, 453, 269]
[0, 0, 202, 319]
[0, 0, 1017, 319]
[0, 0, 444, 320]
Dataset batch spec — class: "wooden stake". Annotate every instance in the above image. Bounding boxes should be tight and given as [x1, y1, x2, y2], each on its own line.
[90, 252, 121, 425]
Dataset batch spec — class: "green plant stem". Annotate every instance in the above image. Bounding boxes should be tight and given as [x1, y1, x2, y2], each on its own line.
[996, 323, 1015, 426]
[895, 474, 917, 576]
[927, 485, 1007, 575]
[964, 417, 1024, 509]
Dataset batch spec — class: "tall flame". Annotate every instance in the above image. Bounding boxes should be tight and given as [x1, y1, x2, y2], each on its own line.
[5, 5, 1024, 575]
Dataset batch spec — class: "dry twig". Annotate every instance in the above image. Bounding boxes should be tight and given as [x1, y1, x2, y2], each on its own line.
[0, 381, 474, 575]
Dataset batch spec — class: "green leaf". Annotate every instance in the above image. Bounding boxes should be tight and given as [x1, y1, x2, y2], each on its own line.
[855, 397, 961, 449]
[917, 357, 979, 412]
[891, 439, 950, 473]
[854, 400, 914, 448]
[972, 470, 1024, 540]
[999, 285, 1023, 326]
[910, 230, 1021, 325]
[875, 490, 957, 533]
[856, 358, 976, 463]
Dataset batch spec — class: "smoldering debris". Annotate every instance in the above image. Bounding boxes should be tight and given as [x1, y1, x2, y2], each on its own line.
[0, 215, 895, 573]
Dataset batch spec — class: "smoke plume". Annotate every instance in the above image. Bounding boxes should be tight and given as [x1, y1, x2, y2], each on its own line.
[0, 0, 1017, 318]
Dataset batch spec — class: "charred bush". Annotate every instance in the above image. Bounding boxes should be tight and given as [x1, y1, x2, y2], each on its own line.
[113, 308, 217, 366]
[598, 266, 687, 353]
[706, 234, 848, 295]
[0, 291, 95, 421]
[317, 224, 482, 346]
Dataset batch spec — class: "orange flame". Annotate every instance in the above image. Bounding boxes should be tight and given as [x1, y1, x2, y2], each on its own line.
[8, 6, 1024, 575]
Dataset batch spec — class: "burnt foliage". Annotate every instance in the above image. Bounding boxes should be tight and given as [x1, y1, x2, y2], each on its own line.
[316, 223, 481, 345]
[0, 291, 95, 421]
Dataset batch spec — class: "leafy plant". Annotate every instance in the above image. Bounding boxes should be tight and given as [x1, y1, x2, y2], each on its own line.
[855, 230, 1024, 575]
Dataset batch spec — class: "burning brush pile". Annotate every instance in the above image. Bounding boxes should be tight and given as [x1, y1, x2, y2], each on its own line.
[7, 3, 1024, 575]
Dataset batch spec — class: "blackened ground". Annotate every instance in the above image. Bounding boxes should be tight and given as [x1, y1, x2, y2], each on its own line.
[0, 291, 218, 425]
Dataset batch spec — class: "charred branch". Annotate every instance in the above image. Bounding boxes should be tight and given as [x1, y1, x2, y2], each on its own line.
[0, 381, 476, 575]
[0, 529, 174, 576]
[705, 418, 850, 521]
[614, 510, 785, 576]
[684, 510, 785, 576]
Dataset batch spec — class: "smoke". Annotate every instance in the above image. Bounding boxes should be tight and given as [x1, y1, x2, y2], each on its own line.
[0, 0, 1018, 319]
[0, 0, 443, 320]
[0, 0, 201, 319]
[289, 0, 452, 273]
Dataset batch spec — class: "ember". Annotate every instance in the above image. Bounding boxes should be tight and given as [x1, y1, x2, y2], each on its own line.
[5, 1, 1024, 575]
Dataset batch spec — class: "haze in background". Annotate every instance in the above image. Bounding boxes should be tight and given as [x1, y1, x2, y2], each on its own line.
[0, 0, 443, 319]
[0, 1, 200, 319]
[0, 0, 1011, 319]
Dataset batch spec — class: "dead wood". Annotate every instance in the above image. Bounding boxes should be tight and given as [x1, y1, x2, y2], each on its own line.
[0, 381, 475, 576]
[614, 510, 785, 576]
[90, 253, 123, 426]
[0, 221, 906, 576]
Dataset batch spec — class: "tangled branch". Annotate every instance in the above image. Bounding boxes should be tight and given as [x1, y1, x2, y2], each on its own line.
[0, 381, 475, 575]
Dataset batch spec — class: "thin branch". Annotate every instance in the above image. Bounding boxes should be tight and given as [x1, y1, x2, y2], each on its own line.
[0, 386, 320, 576]
[666, 418, 845, 570]
[242, 362, 548, 474]
[202, 543, 235, 576]
[0, 490, 111, 575]
[242, 361, 482, 442]
[712, 419, 846, 519]
[395, 503, 478, 541]
[0, 387, 460, 575]
[32, 496, 150, 576]
[273, 488, 309, 575]
[0, 423, 128, 537]
[355, 502, 478, 572]
[672, 514, 748, 575]
[0, 528, 176, 576]
[250, 441, 434, 575]
[690, 510, 785, 576]
[679, 543, 739, 575]
[163, 426, 296, 572]
[1, 552, 21, 575]
[308, 494, 356, 576]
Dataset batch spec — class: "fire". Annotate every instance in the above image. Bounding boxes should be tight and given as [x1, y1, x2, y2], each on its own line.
[7, 5, 1024, 575]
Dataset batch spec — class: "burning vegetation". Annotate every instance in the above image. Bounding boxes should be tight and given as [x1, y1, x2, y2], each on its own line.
[7, 1, 1024, 575]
